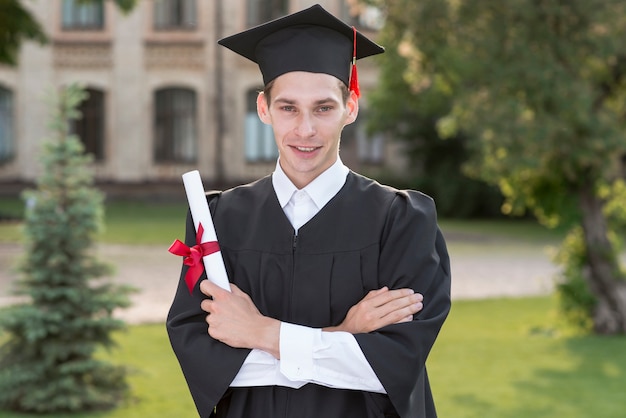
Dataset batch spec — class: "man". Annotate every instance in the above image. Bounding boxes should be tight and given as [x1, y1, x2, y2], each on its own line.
[167, 4, 451, 418]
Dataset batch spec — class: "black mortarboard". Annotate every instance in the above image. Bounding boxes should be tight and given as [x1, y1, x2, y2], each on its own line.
[218, 4, 384, 97]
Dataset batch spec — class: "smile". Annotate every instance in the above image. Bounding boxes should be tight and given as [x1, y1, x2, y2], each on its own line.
[294, 146, 319, 152]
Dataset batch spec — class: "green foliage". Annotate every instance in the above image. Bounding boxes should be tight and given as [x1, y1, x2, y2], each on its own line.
[552, 179, 626, 332]
[371, 0, 626, 332]
[385, 0, 626, 226]
[0, 0, 47, 65]
[0, 324, 198, 418]
[367, 9, 502, 218]
[600, 179, 626, 230]
[0, 0, 137, 66]
[553, 228, 596, 331]
[0, 84, 134, 413]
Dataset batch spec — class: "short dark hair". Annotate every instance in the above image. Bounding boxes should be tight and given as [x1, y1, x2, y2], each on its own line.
[262, 78, 350, 106]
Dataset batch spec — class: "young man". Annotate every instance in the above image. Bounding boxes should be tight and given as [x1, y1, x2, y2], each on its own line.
[167, 4, 451, 418]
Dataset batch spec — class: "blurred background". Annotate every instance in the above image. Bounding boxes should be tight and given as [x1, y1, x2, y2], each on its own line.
[0, 0, 426, 202]
[1, 0, 625, 417]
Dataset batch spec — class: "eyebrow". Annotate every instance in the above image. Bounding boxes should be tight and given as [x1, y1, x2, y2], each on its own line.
[273, 97, 339, 106]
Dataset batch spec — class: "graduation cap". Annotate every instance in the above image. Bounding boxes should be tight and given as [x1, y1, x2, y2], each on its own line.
[218, 4, 384, 97]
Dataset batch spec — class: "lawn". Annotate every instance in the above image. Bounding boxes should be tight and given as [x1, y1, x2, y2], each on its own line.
[0, 324, 197, 418]
[0, 197, 189, 245]
[0, 196, 564, 246]
[1, 197, 625, 417]
[1, 297, 624, 418]
[430, 297, 626, 418]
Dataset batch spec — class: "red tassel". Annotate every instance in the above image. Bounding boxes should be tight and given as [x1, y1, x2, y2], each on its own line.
[350, 60, 360, 98]
[349, 26, 360, 98]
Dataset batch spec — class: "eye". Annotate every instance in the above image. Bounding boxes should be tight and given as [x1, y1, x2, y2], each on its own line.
[280, 105, 296, 112]
[318, 105, 333, 112]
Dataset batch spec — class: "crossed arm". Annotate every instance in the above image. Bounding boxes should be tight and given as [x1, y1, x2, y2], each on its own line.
[199, 279, 424, 359]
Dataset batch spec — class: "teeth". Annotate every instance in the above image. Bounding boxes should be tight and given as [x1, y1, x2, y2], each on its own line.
[296, 146, 316, 152]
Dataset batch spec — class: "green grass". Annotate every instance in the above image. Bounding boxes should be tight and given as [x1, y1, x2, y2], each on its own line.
[0, 196, 565, 246]
[0, 197, 24, 243]
[0, 297, 624, 417]
[99, 200, 188, 245]
[430, 297, 626, 418]
[439, 218, 565, 244]
[0, 197, 188, 245]
[0, 324, 197, 418]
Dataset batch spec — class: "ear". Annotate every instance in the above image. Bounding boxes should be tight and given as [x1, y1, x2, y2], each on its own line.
[344, 90, 359, 125]
[257, 92, 272, 124]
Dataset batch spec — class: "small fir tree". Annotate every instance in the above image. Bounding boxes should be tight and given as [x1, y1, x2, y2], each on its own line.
[0, 84, 134, 413]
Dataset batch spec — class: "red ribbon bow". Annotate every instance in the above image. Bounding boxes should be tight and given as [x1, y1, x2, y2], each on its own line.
[168, 223, 220, 294]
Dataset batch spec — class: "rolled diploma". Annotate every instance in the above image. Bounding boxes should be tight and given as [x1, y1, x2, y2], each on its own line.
[182, 170, 231, 291]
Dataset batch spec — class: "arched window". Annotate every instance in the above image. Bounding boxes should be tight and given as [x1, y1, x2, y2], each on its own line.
[0, 86, 14, 163]
[71, 88, 105, 161]
[154, 87, 197, 163]
[244, 88, 277, 162]
[62, 0, 104, 30]
[154, 0, 197, 30]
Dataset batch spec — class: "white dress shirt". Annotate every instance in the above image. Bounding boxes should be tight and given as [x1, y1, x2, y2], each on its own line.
[230, 158, 385, 393]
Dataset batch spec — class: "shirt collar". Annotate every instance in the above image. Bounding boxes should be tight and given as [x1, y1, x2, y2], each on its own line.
[272, 158, 349, 209]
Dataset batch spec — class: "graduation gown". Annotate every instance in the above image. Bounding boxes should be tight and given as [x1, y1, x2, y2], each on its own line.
[167, 171, 451, 418]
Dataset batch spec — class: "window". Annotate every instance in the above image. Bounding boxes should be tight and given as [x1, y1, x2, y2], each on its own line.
[244, 88, 277, 162]
[247, 0, 288, 27]
[154, 0, 197, 30]
[342, 113, 385, 164]
[71, 88, 105, 161]
[0, 86, 14, 163]
[357, 131, 384, 164]
[62, 0, 104, 30]
[154, 88, 197, 163]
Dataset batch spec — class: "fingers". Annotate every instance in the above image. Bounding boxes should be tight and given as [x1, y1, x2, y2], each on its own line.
[368, 287, 422, 310]
[199, 279, 218, 298]
[397, 314, 414, 324]
[199, 280, 230, 315]
[200, 279, 237, 299]
[372, 287, 420, 306]
[368, 288, 424, 327]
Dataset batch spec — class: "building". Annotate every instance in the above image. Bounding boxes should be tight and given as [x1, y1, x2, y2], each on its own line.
[0, 0, 408, 198]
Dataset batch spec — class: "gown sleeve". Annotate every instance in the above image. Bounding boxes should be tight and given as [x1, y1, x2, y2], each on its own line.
[166, 208, 251, 418]
[354, 190, 452, 418]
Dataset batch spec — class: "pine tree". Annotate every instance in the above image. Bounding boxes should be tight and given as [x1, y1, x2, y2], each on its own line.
[0, 84, 134, 412]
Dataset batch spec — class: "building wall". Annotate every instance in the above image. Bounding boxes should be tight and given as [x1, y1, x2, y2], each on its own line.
[0, 0, 408, 195]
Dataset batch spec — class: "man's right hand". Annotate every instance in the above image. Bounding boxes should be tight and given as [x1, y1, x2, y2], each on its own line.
[324, 287, 423, 334]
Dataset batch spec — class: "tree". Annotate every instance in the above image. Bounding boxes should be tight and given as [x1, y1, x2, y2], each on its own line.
[0, 84, 134, 413]
[0, 0, 47, 65]
[0, 0, 137, 66]
[367, 0, 626, 333]
[365, 8, 503, 218]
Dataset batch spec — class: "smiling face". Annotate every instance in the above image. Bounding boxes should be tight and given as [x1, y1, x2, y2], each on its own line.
[257, 71, 359, 189]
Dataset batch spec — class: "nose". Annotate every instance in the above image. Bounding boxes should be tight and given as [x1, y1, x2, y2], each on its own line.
[294, 112, 315, 137]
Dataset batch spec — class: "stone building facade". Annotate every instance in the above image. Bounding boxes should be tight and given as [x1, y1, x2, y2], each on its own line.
[0, 0, 407, 197]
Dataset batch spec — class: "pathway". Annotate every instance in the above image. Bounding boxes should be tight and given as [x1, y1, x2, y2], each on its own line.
[0, 239, 559, 324]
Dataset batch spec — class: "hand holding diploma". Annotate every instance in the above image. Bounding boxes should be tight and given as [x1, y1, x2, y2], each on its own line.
[168, 170, 231, 293]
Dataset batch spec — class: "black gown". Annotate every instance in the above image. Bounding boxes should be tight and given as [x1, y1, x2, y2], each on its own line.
[167, 171, 451, 418]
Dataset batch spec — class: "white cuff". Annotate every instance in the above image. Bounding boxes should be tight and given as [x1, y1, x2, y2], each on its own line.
[279, 322, 320, 381]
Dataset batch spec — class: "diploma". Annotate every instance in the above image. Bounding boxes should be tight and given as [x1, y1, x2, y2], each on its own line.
[181, 170, 231, 292]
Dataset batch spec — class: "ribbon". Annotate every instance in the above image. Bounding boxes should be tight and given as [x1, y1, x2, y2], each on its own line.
[168, 223, 220, 294]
